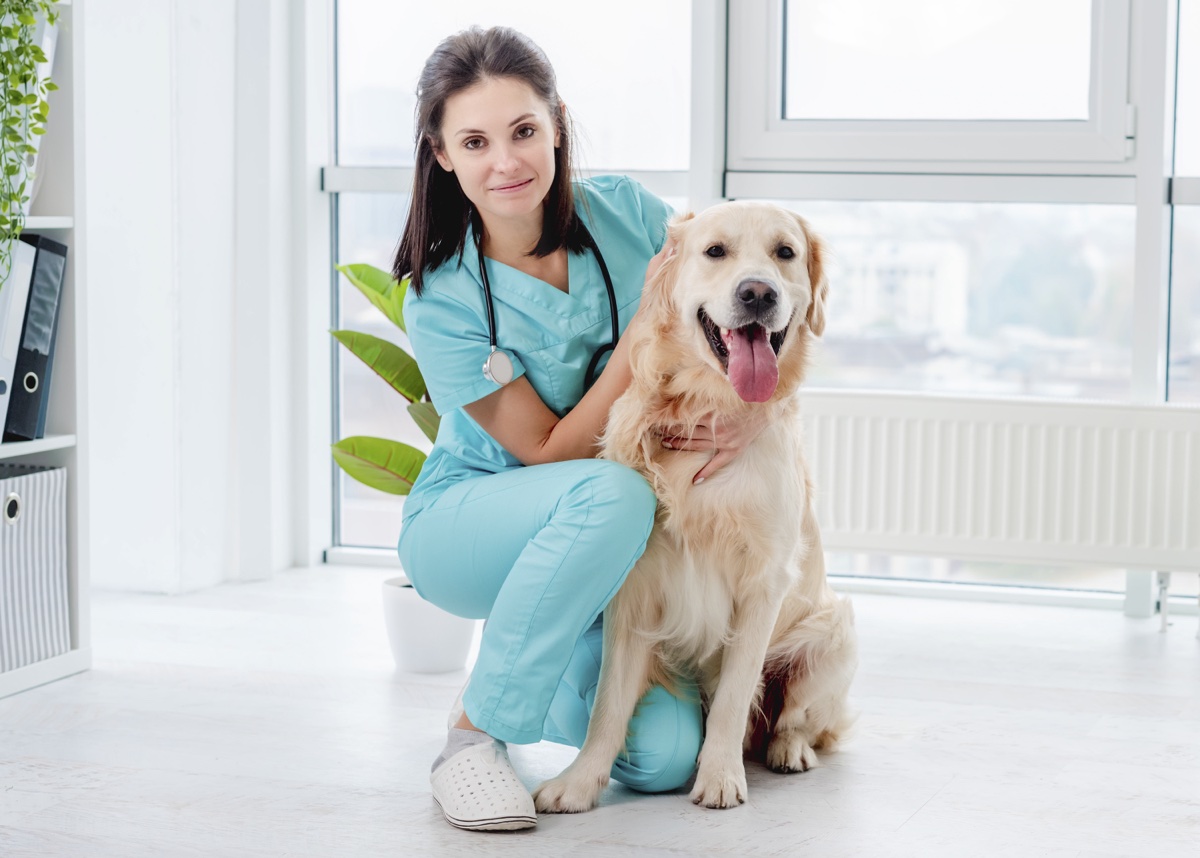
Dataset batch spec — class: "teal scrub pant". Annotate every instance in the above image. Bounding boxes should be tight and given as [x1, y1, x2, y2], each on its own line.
[398, 458, 703, 793]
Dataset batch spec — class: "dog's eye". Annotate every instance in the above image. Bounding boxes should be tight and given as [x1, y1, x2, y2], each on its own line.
[777, 245, 795, 260]
[705, 245, 726, 259]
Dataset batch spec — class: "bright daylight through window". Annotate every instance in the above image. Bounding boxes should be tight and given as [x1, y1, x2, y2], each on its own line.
[327, 1, 1198, 602]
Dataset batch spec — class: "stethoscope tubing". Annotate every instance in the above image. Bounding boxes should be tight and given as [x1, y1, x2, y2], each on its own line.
[476, 222, 619, 391]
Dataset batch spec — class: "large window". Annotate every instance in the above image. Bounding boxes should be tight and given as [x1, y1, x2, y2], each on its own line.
[1171, 211, 1200, 403]
[325, 2, 1197, 610]
[1170, 3, 1200, 402]
[776, 200, 1135, 398]
[730, 0, 1132, 167]
[336, 0, 690, 170]
[783, 0, 1092, 122]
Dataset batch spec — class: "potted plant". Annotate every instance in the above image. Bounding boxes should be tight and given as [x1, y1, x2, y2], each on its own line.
[332, 263, 475, 674]
[0, 0, 59, 287]
[331, 262, 438, 492]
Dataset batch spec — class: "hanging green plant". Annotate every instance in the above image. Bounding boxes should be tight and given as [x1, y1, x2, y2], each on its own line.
[0, 0, 59, 288]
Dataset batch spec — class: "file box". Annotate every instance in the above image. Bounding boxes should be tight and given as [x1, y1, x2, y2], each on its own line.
[0, 464, 69, 673]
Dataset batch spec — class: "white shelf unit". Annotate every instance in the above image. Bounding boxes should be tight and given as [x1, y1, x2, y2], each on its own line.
[0, 1, 89, 699]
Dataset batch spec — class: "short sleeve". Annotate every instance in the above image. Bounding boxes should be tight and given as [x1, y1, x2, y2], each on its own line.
[403, 275, 527, 415]
[630, 178, 674, 254]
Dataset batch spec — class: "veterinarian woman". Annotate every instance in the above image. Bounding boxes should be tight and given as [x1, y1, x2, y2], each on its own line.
[394, 26, 763, 832]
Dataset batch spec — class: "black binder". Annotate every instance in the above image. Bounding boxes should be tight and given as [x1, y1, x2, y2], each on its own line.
[3, 233, 68, 443]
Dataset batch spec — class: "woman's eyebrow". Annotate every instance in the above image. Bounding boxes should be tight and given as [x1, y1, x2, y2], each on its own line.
[454, 114, 537, 137]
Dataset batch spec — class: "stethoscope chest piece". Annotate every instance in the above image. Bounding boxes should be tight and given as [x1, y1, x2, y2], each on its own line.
[476, 220, 617, 391]
[482, 346, 515, 386]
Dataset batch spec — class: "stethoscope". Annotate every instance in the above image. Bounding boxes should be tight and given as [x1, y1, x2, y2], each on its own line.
[477, 223, 620, 392]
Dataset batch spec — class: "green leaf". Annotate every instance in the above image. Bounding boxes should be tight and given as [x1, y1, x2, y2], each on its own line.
[330, 329, 426, 403]
[407, 400, 441, 444]
[331, 436, 426, 496]
[335, 262, 408, 332]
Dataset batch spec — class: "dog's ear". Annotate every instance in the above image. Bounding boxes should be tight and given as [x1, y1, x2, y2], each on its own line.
[640, 211, 694, 314]
[795, 213, 829, 337]
[627, 213, 692, 382]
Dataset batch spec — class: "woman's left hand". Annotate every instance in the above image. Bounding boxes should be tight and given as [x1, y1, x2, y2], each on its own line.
[656, 409, 771, 484]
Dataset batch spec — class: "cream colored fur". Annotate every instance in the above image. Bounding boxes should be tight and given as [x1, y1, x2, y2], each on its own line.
[533, 202, 858, 812]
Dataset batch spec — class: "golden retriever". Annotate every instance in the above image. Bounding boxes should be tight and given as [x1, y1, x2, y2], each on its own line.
[533, 201, 858, 811]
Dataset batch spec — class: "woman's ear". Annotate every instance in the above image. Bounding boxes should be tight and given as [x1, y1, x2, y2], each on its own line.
[430, 137, 453, 172]
[795, 213, 829, 336]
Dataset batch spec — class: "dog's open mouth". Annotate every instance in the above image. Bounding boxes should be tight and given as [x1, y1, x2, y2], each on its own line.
[698, 308, 788, 403]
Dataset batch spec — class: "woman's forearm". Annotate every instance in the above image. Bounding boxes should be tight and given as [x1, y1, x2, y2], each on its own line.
[528, 336, 635, 463]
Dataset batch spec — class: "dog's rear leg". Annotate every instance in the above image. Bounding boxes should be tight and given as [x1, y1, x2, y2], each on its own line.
[533, 598, 654, 813]
[766, 598, 858, 773]
[763, 500, 859, 773]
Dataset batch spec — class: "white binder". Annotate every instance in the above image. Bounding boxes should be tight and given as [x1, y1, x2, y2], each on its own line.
[0, 240, 39, 434]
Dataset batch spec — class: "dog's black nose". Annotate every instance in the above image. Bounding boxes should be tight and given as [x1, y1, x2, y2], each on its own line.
[736, 279, 779, 316]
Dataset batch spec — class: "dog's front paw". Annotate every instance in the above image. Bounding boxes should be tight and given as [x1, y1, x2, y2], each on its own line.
[533, 771, 607, 814]
[689, 764, 748, 809]
[766, 730, 819, 773]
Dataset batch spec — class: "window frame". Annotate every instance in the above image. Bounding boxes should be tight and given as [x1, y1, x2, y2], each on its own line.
[727, 0, 1134, 172]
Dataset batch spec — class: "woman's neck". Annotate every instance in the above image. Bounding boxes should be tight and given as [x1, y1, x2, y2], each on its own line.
[477, 208, 569, 292]
[479, 211, 544, 264]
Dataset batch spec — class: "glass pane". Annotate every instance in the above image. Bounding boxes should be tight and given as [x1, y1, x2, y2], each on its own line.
[784, 0, 1092, 121]
[828, 552, 1127, 593]
[335, 193, 428, 549]
[1177, 3, 1200, 174]
[337, 1, 690, 170]
[1170, 209, 1200, 402]
[761, 200, 1136, 400]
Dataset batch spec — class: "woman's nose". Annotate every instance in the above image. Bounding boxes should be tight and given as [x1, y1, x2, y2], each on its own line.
[491, 143, 520, 173]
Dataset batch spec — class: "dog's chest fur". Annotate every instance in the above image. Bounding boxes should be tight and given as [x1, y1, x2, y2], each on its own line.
[609, 417, 810, 668]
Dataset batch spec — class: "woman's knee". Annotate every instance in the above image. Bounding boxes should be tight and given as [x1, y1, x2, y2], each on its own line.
[613, 685, 703, 794]
[564, 460, 657, 537]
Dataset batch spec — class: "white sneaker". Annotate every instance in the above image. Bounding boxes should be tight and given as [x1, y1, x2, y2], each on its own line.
[430, 738, 537, 831]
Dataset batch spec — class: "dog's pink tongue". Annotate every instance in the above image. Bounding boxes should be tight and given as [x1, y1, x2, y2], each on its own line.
[727, 325, 779, 402]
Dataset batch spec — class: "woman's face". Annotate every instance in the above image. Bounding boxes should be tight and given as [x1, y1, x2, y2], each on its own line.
[434, 76, 560, 237]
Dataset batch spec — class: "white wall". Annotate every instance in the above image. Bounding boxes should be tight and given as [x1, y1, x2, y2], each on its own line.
[82, 0, 301, 592]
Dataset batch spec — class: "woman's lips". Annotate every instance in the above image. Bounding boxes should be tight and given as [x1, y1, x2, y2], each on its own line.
[492, 178, 534, 193]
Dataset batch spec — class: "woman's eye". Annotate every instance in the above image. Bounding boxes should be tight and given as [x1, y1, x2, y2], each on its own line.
[705, 245, 726, 259]
[515, 125, 536, 139]
[464, 137, 485, 150]
[777, 245, 795, 260]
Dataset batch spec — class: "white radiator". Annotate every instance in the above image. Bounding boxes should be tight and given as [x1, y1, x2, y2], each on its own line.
[801, 392, 1200, 573]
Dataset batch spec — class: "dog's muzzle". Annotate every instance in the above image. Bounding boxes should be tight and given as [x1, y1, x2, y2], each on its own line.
[698, 307, 790, 403]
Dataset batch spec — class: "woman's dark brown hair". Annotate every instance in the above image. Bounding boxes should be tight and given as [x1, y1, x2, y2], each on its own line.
[393, 27, 586, 295]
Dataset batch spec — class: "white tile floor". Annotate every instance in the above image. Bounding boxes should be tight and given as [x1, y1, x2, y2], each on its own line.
[1, 566, 1198, 857]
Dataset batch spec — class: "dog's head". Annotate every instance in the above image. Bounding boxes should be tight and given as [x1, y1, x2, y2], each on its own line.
[642, 201, 828, 404]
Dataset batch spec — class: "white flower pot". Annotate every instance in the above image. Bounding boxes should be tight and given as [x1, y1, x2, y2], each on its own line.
[382, 575, 476, 674]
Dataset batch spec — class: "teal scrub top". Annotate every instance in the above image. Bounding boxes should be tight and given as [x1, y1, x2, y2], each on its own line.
[402, 175, 672, 514]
